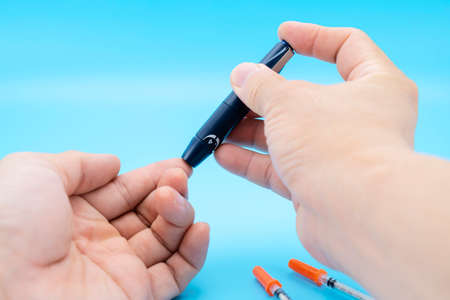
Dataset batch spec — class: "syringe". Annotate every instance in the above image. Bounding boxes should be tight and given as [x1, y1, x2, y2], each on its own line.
[288, 259, 374, 300]
[253, 266, 293, 300]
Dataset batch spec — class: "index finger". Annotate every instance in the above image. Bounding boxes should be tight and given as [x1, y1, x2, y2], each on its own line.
[83, 158, 192, 220]
[278, 21, 401, 81]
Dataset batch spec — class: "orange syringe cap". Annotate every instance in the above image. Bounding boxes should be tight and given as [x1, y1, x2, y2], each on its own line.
[253, 266, 282, 296]
[288, 258, 328, 286]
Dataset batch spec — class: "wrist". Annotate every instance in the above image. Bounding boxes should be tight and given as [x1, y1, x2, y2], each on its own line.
[292, 145, 415, 288]
[329, 146, 415, 274]
[326, 149, 450, 299]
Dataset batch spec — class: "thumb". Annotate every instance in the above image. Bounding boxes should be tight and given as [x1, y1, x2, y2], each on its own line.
[43, 151, 121, 195]
[230, 62, 287, 116]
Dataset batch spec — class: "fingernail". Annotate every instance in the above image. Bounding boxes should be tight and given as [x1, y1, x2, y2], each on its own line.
[231, 63, 260, 88]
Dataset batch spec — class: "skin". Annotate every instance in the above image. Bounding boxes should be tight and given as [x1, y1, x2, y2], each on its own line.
[215, 21, 450, 299]
[0, 151, 209, 300]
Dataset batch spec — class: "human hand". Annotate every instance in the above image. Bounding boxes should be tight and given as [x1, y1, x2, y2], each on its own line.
[215, 21, 417, 273]
[0, 152, 209, 300]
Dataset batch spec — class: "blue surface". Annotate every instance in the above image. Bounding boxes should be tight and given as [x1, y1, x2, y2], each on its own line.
[1, 1, 450, 299]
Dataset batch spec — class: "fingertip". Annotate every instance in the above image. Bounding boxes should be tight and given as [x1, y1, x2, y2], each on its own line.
[158, 167, 190, 198]
[230, 62, 261, 89]
[158, 158, 193, 177]
[182, 222, 210, 269]
[278, 21, 320, 57]
[162, 222, 211, 294]
[163, 167, 189, 185]
[155, 186, 183, 210]
[196, 222, 210, 237]
[231, 62, 285, 116]
[196, 222, 210, 262]
[179, 160, 194, 178]
[154, 186, 194, 227]
[102, 153, 121, 175]
[153, 185, 176, 203]
[177, 158, 193, 177]
[277, 20, 300, 40]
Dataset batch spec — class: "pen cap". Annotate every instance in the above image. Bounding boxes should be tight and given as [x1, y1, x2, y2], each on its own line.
[253, 266, 281, 296]
[288, 259, 327, 286]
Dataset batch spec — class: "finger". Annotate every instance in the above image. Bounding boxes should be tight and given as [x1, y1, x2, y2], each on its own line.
[135, 167, 190, 231]
[144, 169, 193, 251]
[110, 211, 148, 239]
[148, 222, 210, 299]
[157, 167, 188, 198]
[215, 143, 291, 199]
[166, 222, 209, 291]
[83, 158, 192, 220]
[230, 62, 288, 116]
[278, 21, 400, 81]
[44, 151, 120, 195]
[227, 118, 267, 152]
[111, 168, 190, 239]
[128, 186, 194, 267]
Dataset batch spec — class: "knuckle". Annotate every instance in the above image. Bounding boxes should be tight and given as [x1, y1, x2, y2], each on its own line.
[346, 27, 372, 45]
[405, 79, 419, 113]
[113, 177, 133, 209]
[393, 76, 419, 107]
[406, 78, 419, 100]
[109, 154, 121, 165]
[348, 27, 367, 38]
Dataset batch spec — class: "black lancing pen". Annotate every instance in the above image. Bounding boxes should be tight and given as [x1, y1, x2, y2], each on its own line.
[182, 40, 294, 167]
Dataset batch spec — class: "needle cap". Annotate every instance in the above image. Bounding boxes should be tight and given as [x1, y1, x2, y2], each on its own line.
[253, 266, 282, 296]
[288, 259, 328, 286]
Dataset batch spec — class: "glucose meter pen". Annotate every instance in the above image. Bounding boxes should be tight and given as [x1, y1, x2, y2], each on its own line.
[182, 40, 294, 167]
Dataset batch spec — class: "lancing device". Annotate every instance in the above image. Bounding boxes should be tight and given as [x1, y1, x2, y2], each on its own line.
[182, 40, 294, 167]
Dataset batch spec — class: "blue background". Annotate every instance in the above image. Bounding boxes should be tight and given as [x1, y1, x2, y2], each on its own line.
[1, 1, 450, 299]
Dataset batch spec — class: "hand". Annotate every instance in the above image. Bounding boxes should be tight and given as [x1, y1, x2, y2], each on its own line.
[215, 21, 418, 292]
[0, 151, 209, 300]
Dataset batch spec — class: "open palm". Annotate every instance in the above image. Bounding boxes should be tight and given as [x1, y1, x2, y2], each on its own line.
[0, 152, 209, 300]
